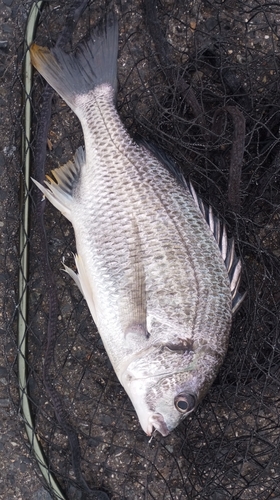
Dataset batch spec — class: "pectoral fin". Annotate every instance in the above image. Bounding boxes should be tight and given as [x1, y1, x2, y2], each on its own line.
[120, 223, 149, 340]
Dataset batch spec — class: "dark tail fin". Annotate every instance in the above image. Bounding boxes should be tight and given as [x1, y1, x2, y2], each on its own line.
[30, 11, 118, 113]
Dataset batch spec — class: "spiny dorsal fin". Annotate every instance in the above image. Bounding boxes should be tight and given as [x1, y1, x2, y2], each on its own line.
[139, 139, 246, 314]
[32, 146, 84, 222]
[187, 182, 246, 314]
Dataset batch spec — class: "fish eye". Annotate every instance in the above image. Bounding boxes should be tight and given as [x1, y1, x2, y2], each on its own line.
[174, 394, 196, 414]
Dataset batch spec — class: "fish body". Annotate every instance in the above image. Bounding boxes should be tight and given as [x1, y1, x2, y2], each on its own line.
[31, 12, 243, 436]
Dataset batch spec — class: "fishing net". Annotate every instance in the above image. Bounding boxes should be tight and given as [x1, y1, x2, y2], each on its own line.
[3, 0, 280, 498]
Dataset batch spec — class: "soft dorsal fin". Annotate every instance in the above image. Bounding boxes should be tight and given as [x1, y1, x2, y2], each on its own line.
[32, 146, 84, 222]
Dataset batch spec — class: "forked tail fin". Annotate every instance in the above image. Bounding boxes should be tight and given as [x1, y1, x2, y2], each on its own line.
[30, 11, 118, 114]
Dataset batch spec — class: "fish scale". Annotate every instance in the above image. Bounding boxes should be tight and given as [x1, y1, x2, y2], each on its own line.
[31, 11, 243, 437]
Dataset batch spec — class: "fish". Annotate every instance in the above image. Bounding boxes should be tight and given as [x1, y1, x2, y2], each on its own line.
[30, 11, 244, 437]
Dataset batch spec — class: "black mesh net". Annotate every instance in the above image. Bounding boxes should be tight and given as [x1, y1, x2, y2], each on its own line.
[4, 0, 280, 499]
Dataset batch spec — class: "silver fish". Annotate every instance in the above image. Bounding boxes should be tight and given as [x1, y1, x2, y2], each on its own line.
[31, 12, 244, 437]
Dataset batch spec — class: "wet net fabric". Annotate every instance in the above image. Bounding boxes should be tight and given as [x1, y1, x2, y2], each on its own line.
[4, 0, 280, 498]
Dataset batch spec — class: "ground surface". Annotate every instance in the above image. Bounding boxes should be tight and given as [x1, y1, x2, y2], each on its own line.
[0, 2, 52, 498]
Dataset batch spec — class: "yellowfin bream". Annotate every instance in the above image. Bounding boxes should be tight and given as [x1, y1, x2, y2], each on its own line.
[31, 12, 244, 436]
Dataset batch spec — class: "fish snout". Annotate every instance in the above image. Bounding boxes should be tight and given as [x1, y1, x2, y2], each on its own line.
[148, 413, 170, 437]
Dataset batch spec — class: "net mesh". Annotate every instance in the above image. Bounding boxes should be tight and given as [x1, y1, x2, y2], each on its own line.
[3, 0, 280, 499]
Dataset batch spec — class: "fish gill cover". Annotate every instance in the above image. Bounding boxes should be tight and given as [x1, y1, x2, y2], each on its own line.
[3, 0, 280, 499]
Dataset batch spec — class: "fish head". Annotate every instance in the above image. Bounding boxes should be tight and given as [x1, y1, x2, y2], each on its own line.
[121, 343, 226, 436]
[125, 376, 198, 437]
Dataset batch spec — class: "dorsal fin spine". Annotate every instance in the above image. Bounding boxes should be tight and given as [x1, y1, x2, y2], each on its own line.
[187, 182, 245, 313]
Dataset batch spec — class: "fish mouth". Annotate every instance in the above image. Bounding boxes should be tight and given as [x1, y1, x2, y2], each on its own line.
[147, 413, 170, 437]
[120, 373, 171, 437]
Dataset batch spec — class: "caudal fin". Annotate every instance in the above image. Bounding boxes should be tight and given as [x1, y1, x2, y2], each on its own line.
[30, 11, 118, 113]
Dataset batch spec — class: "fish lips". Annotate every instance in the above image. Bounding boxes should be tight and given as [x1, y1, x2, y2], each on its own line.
[123, 376, 170, 436]
[148, 413, 170, 437]
[130, 396, 169, 436]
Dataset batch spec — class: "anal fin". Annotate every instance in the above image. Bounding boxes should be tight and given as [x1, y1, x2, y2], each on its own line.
[31, 146, 85, 222]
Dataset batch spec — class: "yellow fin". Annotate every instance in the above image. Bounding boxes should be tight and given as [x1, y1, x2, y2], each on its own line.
[31, 147, 85, 222]
[30, 44, 58, 74]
